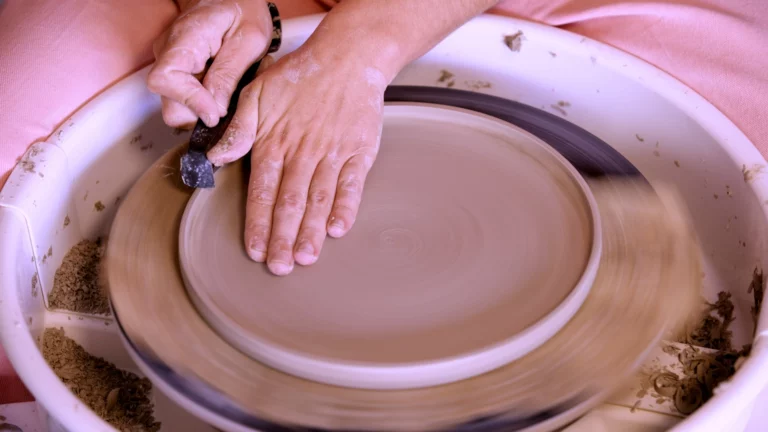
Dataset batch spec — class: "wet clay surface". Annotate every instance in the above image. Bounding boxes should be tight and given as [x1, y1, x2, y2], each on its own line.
[180, 105, 593, 365]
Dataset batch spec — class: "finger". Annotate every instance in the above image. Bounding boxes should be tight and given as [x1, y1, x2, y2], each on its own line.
[244, 149, 283, 263]
[203, 26, 269, 113]
[160, 97, 198, 129]
[147, 9, 234, 126]
[267, 156, 318, 275]
[294, 159, 338, 266]
[328, 154, 375, 238]
[207, 82, 261, 166]
[148, 48, 221, 127]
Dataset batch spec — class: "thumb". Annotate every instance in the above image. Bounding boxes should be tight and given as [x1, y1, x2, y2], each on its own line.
[207, 81, 262, 166]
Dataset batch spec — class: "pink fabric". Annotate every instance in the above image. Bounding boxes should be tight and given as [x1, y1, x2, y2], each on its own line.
[0, 0, 765, 405]
[491, 0, 768, 157]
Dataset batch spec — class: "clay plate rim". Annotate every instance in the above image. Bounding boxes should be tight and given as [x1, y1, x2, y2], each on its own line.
[177, 103, 604, 390]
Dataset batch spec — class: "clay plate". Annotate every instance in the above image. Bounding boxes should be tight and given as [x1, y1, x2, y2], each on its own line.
[106, 88, 702, 431]
[178, 103, 601, 390]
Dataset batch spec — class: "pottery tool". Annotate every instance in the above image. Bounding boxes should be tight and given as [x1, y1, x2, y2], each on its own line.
[180, 2, 282, 189]
[105, 88, 703, 431]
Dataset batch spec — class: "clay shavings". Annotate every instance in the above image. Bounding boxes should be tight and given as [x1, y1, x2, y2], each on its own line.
[48, 238, 110, 315]
[642, 268, 763, 415]
[42, 328, 160, 432]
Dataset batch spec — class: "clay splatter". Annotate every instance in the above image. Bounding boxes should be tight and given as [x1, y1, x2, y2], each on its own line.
[549, 51, 557, 57]
[465, 81, 492, 91]
[681, 291, 735, 351]
[742, 164, 766, 183]
[83, 191, 89, 201]
[674, 160, 681, 168]
[31, 272, 39, 298]
[437, 70, 454, 83]
[20, 159, 36, 174]
[557, 101, 571, 108]
[748, 268, 764, 336]
[47, 246, 53, 257]
[63, 215, 70, 228]
[503, 31, 524, 52]
[636, 134, 645, 142]
[94, 201, 105, 212]
[550, 104, 568, 116]
[140, 142, 154, 152]
[129, 134, 142, 144]
[725, 185, 733, 198]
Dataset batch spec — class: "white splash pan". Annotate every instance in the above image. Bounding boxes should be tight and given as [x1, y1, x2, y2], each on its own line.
[1, 13, 767, 432]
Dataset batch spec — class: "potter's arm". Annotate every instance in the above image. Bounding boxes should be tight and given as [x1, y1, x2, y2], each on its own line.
[305, 0, 502, 83]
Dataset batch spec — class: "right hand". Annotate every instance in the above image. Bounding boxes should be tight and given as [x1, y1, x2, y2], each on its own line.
[147, 0, 273, 129]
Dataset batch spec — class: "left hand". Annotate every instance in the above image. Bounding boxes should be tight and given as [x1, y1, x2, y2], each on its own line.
[147, 0, 273, 129]
[207, 43, 388, 276]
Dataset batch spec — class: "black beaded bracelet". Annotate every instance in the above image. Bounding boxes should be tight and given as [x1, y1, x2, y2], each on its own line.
[266, 2, 282, 55]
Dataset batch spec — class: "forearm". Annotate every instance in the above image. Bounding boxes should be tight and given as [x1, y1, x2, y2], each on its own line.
[308, 0, 500, 82]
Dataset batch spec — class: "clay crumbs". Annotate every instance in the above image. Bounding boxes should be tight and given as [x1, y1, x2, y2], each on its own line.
[42, 328, 160, 432]
[48, 239, 109, 315]
[643, 268, 764, 414]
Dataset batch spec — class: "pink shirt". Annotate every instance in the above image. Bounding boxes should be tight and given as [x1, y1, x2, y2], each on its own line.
[0, 0, 766, 404]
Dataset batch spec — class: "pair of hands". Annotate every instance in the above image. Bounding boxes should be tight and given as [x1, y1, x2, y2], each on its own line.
[148, 0, 387, 275]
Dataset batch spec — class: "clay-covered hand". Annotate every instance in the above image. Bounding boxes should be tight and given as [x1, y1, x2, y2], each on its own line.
[206, 45, 387, 275]
[147, 0, 273, 129]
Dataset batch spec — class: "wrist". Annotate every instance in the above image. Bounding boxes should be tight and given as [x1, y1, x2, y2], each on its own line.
[307, 24, 407, 85]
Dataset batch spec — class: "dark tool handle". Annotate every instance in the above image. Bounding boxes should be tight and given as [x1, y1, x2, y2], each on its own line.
[187, 2, 283, 155]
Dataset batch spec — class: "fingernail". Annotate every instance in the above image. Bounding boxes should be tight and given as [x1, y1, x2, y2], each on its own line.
[203, 113, 218, 128]
[268, 260, 294, 276]
[328, 219, 345, 238]
[248, 239, 266, 262]
[207, 153, 224, 167]
[294, 241, 317, 266]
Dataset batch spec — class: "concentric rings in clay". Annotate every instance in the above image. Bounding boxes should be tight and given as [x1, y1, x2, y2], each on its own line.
[178, 104, 601, 390]
[106, 104, 702, 431]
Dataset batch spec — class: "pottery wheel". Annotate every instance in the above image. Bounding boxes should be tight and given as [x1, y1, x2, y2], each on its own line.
[178, 104, 600, 390]
[106, 93, 702, 431]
